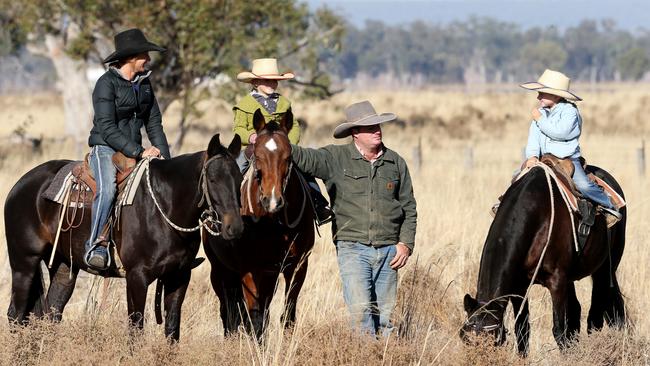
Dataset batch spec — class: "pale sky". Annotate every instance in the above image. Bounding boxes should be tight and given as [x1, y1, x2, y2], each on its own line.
[306, 0, 649, 31]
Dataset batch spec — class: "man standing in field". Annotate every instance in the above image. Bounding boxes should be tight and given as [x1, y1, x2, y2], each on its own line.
[291, 100, 417, 336]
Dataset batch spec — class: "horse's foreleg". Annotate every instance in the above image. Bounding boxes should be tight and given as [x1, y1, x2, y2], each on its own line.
[510, 296, 530, 357]
[161, 269, 191, 342]
[549, 279, 580, 349]
[209, 265, 244, 336]
[241, 271, 276, 339]
[567, 282, 581, 338]
[281, 259, 309, 329]
[46, 259, 79, 322]
[126, 270, 150, 335]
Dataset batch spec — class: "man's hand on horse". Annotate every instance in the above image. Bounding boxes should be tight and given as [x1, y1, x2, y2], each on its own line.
[142, 146, 161, 158]
[249, 133, 257, 144]
[390, 242, 411, 270]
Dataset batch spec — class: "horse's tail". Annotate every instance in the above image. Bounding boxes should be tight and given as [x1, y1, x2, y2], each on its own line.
[154, 279, 163, 324]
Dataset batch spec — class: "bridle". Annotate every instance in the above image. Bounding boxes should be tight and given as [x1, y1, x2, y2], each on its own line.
[246, 134, 307, 228]
[250, 133, 293, 197]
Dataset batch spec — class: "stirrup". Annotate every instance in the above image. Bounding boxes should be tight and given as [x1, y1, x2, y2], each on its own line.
[600, 207, 622, 228]
[84, 239, 112, 271]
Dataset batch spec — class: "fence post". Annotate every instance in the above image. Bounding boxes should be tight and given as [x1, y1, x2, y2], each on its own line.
[638, 140, 646, 177]
[464, 146, 474, 170]
[412, 137, 422, 174]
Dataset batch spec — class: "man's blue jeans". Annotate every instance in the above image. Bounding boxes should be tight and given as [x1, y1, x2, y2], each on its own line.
[88, 145, 117, 248]
[336, 240, 397, 337]
[572, 159, 614, 208]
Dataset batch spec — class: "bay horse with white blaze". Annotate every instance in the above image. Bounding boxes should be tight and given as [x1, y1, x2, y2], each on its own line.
[5, 134, 243, 341]
[204, 109, 315, 338]
[461, 160, 626, 355]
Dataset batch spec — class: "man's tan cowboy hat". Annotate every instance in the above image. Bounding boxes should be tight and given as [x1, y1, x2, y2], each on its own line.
[333, 100, 396, 139]
[520, 69, 582, 101]
[103, 28, 166, 64]
[236, 58, 295, 83]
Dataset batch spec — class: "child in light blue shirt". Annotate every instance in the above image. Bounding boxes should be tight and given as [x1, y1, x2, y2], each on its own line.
[520, 70, 620, 219]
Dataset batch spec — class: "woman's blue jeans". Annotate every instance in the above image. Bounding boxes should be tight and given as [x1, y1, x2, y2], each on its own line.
[87, 145, 117, 249]
[335, 240, 397, 337]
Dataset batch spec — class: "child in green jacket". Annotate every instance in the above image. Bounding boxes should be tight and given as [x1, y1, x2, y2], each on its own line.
[234, 58, 332, 225]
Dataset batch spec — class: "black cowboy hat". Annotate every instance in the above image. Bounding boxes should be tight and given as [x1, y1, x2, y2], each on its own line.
[102, 28, 166, 64]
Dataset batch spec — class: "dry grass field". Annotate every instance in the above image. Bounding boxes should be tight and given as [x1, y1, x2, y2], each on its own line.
[0, 84, 648, 365]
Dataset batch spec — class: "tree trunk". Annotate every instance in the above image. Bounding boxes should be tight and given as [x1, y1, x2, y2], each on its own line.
[43, 34, 94, 158]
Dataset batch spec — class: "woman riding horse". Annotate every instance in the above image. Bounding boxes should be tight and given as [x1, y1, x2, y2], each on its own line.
[85, 28, 171, 270]
[5, 133, 244, 341]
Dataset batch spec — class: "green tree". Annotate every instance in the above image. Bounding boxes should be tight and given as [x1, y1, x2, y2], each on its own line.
[618, 47, 650, 80]
[519, 40, 568, 77]
[2, 0, 344, 151]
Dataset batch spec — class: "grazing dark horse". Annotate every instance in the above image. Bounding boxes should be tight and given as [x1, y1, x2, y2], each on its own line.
[5, 134, 243, 341]
[204, 109, 315, 338]
[461, 162, 626, 355]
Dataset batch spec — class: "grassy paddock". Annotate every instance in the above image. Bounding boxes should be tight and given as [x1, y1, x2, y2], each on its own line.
[0, 85, 648, 365]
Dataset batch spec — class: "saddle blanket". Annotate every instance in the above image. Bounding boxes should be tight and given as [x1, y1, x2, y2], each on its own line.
[41, 159, 149, 207]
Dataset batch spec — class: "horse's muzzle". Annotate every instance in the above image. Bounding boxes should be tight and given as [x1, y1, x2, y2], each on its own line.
[459, 321, 506, 347]
[221, 213, 244, 240]
[259, 192, 284, 213]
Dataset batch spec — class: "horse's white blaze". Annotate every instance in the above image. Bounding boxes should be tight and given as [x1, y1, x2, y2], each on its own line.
[265, 138, 278, 151]
[269, 185, 278, 211]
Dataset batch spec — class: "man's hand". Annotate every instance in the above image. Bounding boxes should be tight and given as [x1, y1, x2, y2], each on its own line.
[249, 133, 258, 144]
[390, 242, 411, 270]
[141, 146, 161, 158]
[531, 107, 542, 121]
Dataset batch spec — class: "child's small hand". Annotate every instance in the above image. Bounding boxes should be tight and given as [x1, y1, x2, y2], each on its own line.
[531, 107, 542, 121]
[249, 133, 257, 144]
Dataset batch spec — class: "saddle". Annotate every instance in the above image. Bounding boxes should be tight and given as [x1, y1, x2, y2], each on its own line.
[72, 152, 137, 196]
[540, 155, 625, 213]
[540, 155, 626, 253]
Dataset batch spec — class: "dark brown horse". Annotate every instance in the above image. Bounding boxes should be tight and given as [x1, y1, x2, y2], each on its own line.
[461, 162, 626, 355]
[204, 109, 315, 338]
[5, 134, 243, 340]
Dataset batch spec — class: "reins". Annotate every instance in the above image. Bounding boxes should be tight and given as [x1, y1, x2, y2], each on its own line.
[145, 155, 223, 236]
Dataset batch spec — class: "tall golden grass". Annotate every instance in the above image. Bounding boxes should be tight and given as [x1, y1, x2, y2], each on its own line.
[0, 84, 648, 365]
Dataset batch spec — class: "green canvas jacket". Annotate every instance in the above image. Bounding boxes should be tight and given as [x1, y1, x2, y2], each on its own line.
[291, 142, 417, 251]
[233, 94, 301, 146]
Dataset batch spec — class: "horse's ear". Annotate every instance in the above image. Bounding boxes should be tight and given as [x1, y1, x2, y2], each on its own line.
[464, 294, 478, 314]
[280, 108, 294, 134]
[253, 109, 266, 132]
[207, 133, 222, 157]
[228, 134, 241, 157]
